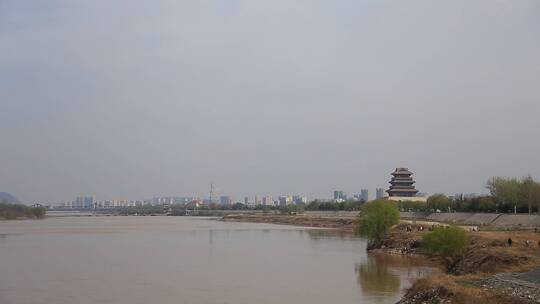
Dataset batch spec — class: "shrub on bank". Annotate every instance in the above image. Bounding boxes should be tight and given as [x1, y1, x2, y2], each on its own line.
[422, 226, 469, 260]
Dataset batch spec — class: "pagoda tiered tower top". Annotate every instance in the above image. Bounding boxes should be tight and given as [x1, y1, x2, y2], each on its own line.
[386, 168, 419, 197]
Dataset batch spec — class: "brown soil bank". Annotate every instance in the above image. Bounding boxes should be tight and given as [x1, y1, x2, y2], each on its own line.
[221, 213, 356, 231]
[381, 226, 540, 303]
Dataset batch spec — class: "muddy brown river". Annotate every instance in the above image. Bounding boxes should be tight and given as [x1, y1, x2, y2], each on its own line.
[0, 216, 432, 304]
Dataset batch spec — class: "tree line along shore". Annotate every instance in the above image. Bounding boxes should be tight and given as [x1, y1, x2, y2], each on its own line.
[0, 200, 46, 220]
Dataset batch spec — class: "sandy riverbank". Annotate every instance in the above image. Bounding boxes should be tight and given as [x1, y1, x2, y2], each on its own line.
[221, 213, 356, 231]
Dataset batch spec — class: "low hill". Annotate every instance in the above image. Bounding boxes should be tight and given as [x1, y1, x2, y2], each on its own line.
[0, 192, 20, 204]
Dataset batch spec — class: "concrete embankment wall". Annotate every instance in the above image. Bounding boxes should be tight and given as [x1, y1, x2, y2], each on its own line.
[302, 211, 540, 227]
[303, 211, 359, 218]
[400, 212, 540, 227]
[490, 214, 540, 227]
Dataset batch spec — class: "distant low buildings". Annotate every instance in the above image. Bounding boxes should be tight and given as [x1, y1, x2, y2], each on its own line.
[72, 196, 95, 209]
[54, 195, 201, 209]
[186, 199, 202, 209]
[52, 172, 437, 210]
[452, 193, 478, 200]
[152, 197, 196, 205]
[153, 197, 169, 205]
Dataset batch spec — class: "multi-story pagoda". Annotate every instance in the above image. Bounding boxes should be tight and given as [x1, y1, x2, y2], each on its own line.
[386, 168, 419, 197]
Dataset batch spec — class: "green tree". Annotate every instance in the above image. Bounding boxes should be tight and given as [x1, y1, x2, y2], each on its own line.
[520, 175, 540, 214]
[486, 177, 522, 211]
[477, 196, 496, 212]
[0, 201, 47, 219]
[427, 194, 451, 211]
[306, 200, 320, 210]
[342, 200, 363, 211]
[397, 200, 428, 212]
[232, 203, 247, 210]
[31, 207, 46, 218]
[486, 176, 540, 213]
[354, 199, 399, 246]
[422, 226, 469, 269]
[278, 204, 305, 214]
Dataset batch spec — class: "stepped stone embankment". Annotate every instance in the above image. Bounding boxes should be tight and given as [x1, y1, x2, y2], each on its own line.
[480, 269, 540, 303]
[400, 212, 540, 228]
[298, 211, 540, 228]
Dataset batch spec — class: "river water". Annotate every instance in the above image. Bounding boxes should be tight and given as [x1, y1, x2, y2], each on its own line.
[0, 217, 432, 304]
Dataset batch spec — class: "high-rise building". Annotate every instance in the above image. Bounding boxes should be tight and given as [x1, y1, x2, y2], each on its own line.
[73, 196, 95, 209]
[376, 188, 385, 200]
[292, 195, 307, 205]
[73, 197, 83, 209]
[360, 189, 369, 202]
[172, 197, 197, 205]
[244, 197, 249, 205]
[386, 168, 419, 197]
[219, 196, 232, 206]
[333, 190, 346, 201]
[278, 196, 292, 206]
[262, 196, 273, 206]
[84, 196, 95, 208]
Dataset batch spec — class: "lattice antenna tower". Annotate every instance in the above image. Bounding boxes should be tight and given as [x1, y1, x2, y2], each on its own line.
[209, 183, 214, 204]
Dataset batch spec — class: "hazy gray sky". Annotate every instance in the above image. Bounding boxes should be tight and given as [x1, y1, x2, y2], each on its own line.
[1, 1, 540, 203]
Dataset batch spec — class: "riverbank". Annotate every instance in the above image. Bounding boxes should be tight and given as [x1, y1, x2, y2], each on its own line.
[221, 213, 356, 231]
[222, 213, 540, 304]
[377, 226, 540, 304]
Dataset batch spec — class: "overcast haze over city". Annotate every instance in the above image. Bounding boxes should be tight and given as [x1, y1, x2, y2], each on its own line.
[1, 1, 540, 203]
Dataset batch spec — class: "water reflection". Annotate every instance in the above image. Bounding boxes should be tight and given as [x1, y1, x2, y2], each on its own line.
[306, 229, 353, 240]
[0, 233, 13, 243]
[355, 255, 401, 300]
[356, 254, 434, 302]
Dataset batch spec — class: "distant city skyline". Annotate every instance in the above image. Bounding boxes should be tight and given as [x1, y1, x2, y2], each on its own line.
[13, 164, 496, 204]
[2, 1, 539, 203]
[37, 184, 484, 206]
